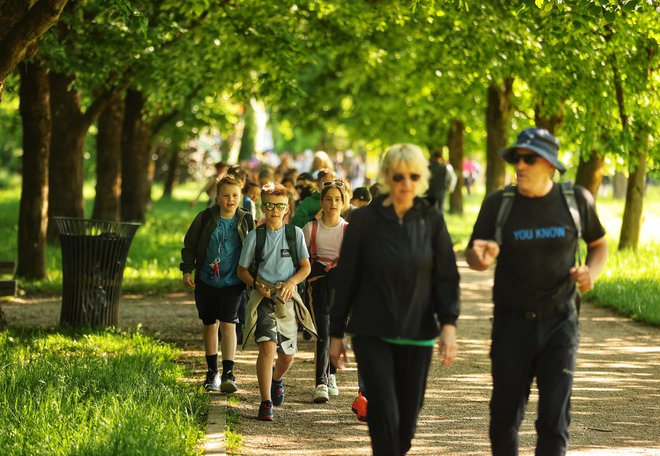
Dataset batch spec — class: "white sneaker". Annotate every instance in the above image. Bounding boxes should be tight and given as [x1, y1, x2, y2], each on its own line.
[313, 384, 329, 403]
[328, 374, 339, 396]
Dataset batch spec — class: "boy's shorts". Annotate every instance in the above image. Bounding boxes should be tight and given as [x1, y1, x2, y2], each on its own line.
[254, 299, 298, 355]
[194, 281, 245, 325]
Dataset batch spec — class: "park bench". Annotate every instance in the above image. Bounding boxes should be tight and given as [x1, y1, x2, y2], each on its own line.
[0, 260, 16, 298]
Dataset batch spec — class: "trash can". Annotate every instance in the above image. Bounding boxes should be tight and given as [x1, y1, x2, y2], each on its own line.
[53, 217, 140, 328]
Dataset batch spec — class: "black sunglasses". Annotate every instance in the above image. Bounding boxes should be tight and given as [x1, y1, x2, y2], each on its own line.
[505, 152, 539, 165]
[392, 173, 421, 183]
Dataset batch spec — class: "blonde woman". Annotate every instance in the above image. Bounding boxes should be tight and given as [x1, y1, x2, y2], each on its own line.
[330, 144, 460, 456]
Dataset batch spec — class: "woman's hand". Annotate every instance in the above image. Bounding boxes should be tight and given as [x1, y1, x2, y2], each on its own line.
[437, 324, 458, 366]
[329, 337, 348, 369]
[182, 273, 195, 289]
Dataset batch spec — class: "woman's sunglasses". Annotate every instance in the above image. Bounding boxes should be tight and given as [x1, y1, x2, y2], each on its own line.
[263, 202, 288, 211]
[391, 173, 421, 183]
[505, 152, 539, 165]
[322, 179, 345, 188]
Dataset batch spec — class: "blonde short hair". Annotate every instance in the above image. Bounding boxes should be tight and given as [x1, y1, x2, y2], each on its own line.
[377, 144, 430, 196]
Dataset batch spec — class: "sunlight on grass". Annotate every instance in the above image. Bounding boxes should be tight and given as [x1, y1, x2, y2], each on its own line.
[0, 328, 208, 455]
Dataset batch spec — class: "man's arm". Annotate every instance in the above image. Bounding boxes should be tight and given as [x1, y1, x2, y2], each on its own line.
[570, 236, 608, 292]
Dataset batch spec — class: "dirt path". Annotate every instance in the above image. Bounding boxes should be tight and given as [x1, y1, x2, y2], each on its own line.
[3, 261, 660, 455]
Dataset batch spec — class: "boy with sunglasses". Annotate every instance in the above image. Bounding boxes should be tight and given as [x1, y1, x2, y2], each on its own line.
[465, 127, 608, 455]
[237, 182, 317, 421]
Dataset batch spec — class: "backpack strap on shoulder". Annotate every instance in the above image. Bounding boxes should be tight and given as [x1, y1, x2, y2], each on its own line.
[284, 224, 306, 296]
[494, 185, 517, 246]
[285, 224, 299, 269]
[250, 224, 267, 281]
[560, 182, 583, 266]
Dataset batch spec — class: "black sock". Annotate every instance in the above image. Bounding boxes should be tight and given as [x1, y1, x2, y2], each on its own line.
[272, 377, 283, 385]
[206, 354, 218, 372]
[222, 360, 234, 376]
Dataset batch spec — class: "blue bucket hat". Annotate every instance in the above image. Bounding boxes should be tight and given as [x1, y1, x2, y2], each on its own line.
[500, 127, 566, 174]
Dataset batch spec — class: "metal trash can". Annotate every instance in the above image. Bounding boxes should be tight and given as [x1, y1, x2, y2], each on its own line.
[53, 217, 140, 328]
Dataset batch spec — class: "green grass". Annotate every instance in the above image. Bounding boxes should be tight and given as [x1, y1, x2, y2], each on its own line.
[0, 327, 209, 456]
[0, 178, 658, 323]
[585, 242, 660, 325]
[225, 395, 243, 453]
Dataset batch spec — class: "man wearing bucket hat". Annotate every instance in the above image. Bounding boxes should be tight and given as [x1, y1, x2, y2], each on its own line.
[465, 127, 609, 455]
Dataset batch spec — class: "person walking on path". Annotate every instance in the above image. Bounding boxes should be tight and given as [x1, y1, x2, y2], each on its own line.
[237, 182, 318, 421]
[302, 181, 348, 403]
[465, 127, 609, 455]
[329, 143, 460, 456]
[180, 176, 255, 393]
[291, 168, 336, 228]
[427, 151, 457, 211]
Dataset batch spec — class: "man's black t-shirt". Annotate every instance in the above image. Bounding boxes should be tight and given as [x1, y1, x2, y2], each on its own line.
[468, 183, 606, 310]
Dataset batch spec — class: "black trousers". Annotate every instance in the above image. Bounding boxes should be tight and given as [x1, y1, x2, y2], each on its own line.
[353, 336, 433, 456]
[308, 275, 337, 385]
[489, 304, 579, 456]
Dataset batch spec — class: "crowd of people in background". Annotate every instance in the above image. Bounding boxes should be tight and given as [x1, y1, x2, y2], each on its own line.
[179, 135, 602, 455]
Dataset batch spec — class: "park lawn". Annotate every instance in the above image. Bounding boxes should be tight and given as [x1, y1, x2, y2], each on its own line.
[0, 178, 658, 323]
[0, 327, 208, 456]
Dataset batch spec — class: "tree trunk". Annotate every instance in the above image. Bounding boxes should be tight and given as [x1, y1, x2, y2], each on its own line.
[120, 88, 151, 222]
[0, 0, 69, 102]
[92, 95, 124, 221]
[238, 103, 255, 162]
[534, 100, 564, 134]
[161, 145, 179, 199]
[47, 71, 85, 240]
[619, 147, 647, 251]
[485, 78, 514, 196]
[16, 58, 50, 279]
[574, 151, 605, 197]
[447, 119, 464, 215]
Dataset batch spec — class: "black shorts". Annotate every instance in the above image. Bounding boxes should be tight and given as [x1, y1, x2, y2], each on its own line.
[194, 281, 245, 325]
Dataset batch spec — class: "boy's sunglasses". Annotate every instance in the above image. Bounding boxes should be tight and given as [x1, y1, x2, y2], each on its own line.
[505, 152, 539, 165]
[391, 173, 421, 183]
[322, 179, 345, 188]
[263, 202, 288, 211]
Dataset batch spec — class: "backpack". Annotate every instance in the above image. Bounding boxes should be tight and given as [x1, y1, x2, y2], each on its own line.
[250, 224, 306, 297]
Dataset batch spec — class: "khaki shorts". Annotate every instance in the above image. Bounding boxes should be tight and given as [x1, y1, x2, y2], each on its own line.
[254, 299, 298, 355]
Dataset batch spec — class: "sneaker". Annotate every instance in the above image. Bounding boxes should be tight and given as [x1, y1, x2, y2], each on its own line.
[313, 384, 330, 403]
[220, 371, 238, 393]
[257, 400, 274, 421]
[328, 374, 339, 396]
[351, 392, 368, 422]
[204, 370, 221, 391]
[271, 379, 285, 406]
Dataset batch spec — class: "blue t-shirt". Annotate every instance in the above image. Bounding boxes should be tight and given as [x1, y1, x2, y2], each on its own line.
[238, 225, 309, 284]
[200, 215, 242, 288]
